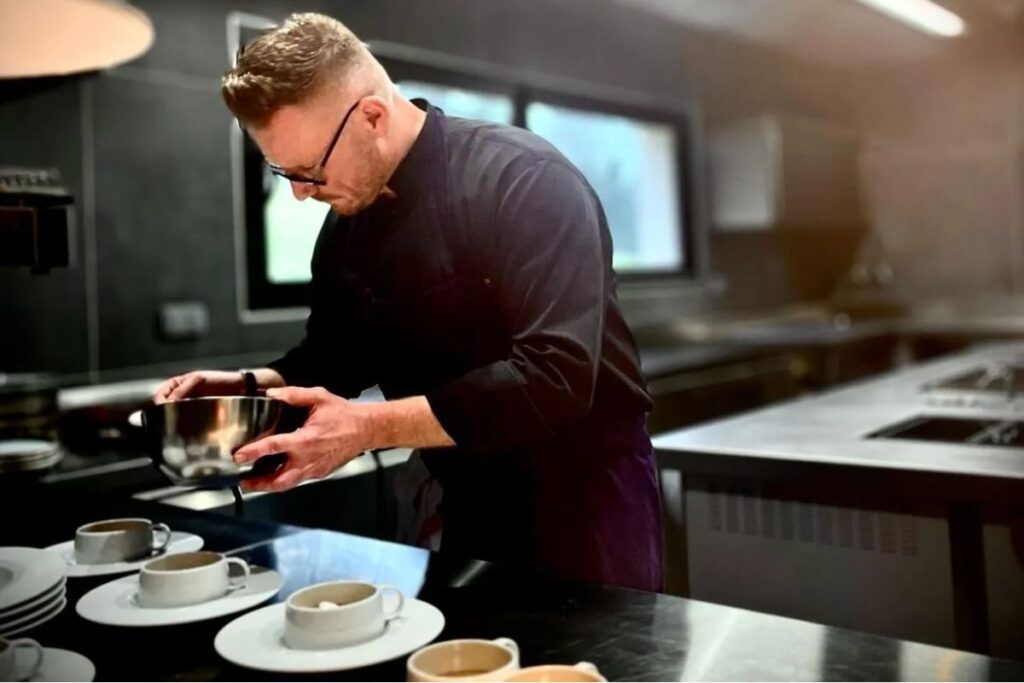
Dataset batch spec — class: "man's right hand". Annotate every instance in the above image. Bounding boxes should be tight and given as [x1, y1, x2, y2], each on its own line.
[152, 370, 246, 404]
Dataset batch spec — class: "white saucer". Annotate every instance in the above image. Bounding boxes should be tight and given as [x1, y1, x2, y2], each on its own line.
[13, 646, 95, 682]
[1, 596, 67, 637]
[0, 589, 65, 633]
[0, 578, 65, 622]
[214, 598, 445, 673]
[0, 548, 66, 612]
[76, 567, 282, 627]
[46, 532, 204, 578]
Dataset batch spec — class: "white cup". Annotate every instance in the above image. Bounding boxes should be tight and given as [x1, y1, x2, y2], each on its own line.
[138, 551, 249, 608]
[74, 518, 171, 565]
[407, 638, 520, 682]
[0, 638, 44, 682]
[284, 581, 405, 651]
[504, 662, 605, 682]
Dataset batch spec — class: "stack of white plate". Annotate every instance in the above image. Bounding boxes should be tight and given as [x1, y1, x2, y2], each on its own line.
[0, 547, 67, 637]
[0, 440, 62, 473]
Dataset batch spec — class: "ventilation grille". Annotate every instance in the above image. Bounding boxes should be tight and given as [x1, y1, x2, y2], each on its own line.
[705, 481, 919, 557]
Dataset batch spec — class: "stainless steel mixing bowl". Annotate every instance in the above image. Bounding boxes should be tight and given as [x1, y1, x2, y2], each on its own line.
[140, 396, 307, 487]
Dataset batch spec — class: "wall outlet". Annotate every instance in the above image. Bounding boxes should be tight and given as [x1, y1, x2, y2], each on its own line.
[158, 301, 210, 341]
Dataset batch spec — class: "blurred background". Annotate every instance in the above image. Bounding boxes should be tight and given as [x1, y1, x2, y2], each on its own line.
[4, 0, 1023, 394]
[0, 0, 1015, 387]
[3, 0, 1024, 659]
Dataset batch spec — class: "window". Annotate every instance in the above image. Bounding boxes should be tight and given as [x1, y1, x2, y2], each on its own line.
[396, 81, 514, 123]
[263, 169, 327, 285]
[526, 102, 684, 274]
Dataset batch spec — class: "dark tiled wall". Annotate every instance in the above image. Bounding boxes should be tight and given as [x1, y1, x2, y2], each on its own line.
[90, 72, 296, 370]
[0, 0, 854, 381]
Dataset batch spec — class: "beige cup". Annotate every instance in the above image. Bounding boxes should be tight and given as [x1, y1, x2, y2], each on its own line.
[0, 637, 44, 682]
[505, 662, 605, 682]
[285, 581, 405, 650]
[74, 518, 171, 564]
[407, 638, 519, 681]
[138, 551, 249, 608]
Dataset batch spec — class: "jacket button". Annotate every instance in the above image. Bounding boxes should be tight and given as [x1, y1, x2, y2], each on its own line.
[483, 278, 492, 286]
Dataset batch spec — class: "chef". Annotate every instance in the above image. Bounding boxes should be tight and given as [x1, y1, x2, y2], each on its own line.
[154, 12, 663, 591]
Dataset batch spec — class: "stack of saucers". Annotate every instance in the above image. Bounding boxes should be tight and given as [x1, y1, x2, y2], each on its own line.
[0, 547, 67, 637]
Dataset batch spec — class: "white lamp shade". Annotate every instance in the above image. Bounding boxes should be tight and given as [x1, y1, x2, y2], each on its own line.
[0, 0, 154, 79]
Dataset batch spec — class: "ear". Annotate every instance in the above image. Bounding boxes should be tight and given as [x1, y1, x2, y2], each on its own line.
[359, 96, 390, 138]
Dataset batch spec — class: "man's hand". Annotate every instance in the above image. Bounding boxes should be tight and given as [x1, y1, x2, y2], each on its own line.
[153, 370, 246, 404]
[234, 386, 372, 492]
[153, 368, 286, 404]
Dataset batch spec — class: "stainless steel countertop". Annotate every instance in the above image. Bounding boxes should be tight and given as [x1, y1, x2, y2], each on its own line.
[652, 342, 1024, 480]
[638, 344, 770, 378]
[654, 299, 1024, 351]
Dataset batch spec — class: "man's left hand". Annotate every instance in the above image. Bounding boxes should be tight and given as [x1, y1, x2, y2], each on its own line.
[234, 386, 372, 492]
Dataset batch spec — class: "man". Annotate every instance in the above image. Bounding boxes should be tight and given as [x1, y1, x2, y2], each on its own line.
[155, 12, 662, 591]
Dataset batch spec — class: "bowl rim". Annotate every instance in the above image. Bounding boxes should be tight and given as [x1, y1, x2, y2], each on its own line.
[159, 395, 278, 404]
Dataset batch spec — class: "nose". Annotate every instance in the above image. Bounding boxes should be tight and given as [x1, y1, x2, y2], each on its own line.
[290, 181, 317, 201]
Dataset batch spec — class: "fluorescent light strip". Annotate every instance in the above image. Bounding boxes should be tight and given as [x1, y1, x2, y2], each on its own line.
[854, 0, 966, 37]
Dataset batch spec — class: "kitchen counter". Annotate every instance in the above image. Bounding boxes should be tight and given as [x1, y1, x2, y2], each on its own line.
[652, 342, 1024, 657]
[1, 487, 1022, 682]
[643, 299, 1024, 374]
[653, 342, 1024, 486]
[638, 344, 769, 379]
[902, 298, 1024, 337]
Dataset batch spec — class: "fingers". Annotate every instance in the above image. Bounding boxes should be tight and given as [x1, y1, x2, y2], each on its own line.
[266, 386, 330, 407]
[153, 374, 203, 404]
[233, 432, 303, 463]
[238, 452, 348, 494]
[168, 374, 203, 402]
[152, 376, 183, 404]
[241, 465, 308, 493]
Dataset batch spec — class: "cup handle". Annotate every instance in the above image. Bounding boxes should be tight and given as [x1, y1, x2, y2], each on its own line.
[493, 637, 519, 657]
[150, 523, 172, 553]
[14, 638, 44, 680]
[226, 558, 250, 591]
[379, 584, 405, 621]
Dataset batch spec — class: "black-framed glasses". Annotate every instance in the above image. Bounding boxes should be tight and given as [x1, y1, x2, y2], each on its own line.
[266, 98, 362, 187]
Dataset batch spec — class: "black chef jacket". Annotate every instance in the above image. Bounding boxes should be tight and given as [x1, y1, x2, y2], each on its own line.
[270, 100, 663, 591]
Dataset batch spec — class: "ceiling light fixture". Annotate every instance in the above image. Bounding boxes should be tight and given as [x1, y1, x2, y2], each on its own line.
[854, 0, 966, 37]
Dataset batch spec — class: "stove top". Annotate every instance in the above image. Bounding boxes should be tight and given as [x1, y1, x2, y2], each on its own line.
[923, 362, 1024, 409]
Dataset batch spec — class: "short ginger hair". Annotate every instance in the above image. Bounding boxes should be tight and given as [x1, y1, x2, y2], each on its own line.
[222, 13, 369, 128]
